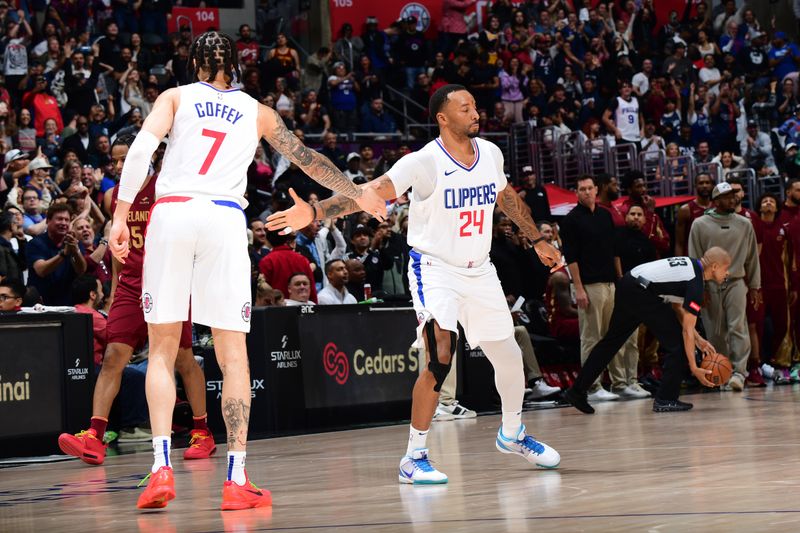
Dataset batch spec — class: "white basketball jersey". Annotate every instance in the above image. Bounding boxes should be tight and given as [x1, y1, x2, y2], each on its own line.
[157, 82, 259, 207]
[387, 137, 507, 268]
[615, 95, 640, 141]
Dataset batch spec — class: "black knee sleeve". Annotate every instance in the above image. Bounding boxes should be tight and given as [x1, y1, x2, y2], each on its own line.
[425, 321, 456, 392]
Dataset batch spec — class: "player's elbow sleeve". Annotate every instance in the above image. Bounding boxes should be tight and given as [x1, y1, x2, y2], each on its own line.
[118, 130, 161, 203]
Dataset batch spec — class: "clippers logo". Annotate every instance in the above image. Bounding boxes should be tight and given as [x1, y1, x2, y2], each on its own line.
[142, 293, 153, 313]
[400, 3, 431, 32]
[241, 302, 252, 322]
[323, 342, 349, 385]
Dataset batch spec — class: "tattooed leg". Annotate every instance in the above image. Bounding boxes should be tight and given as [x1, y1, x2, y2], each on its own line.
[213, 328, 251, 451]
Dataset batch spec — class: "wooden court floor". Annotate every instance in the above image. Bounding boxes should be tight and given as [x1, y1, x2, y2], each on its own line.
[3, 386, 800, 532]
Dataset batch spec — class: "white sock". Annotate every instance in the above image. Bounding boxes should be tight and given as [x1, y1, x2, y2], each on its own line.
[151, 436, 171, 473]
[406, 425, 429, 456]
[501, 411, 522, 440]
[227, 451, 247, 485]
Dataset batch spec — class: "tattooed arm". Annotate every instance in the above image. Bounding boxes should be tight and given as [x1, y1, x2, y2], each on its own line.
[260, 106, 360, 198]
[497, 183, 562, 268]
[258, 105, 387, 219]
[266, 176, 398, 232]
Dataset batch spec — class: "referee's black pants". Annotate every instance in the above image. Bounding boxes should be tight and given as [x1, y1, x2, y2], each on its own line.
[572, 274, 689, 401]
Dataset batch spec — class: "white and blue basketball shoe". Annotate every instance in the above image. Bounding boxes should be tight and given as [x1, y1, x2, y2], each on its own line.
[398, 448, 448, 484]
[495, 425, 560, 469]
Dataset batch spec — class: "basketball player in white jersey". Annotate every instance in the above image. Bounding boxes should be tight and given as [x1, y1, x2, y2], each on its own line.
[108, 31, 386, 510]
[602, 80, 644, 146]
[267, 85, 563, 484]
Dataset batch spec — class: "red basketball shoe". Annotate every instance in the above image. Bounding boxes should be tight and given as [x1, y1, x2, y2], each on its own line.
[221, 473, 272, 511]
[183, 429, 217, 460]
[58, 428, 107, 465]
[137, 466, 176, 509]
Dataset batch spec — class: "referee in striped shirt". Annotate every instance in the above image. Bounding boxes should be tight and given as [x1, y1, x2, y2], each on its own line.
[563, 247, 732, 413]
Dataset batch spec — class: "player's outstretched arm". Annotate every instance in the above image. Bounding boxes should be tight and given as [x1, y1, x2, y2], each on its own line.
[110, 88, 179, 262]
[266, 176, 397, 233]
[677, 307, 715, 387]
[496, 183, 561, 269]
[259, 105, 386, 220]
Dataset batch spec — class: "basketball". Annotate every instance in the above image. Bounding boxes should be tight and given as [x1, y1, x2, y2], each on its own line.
[700, 353, 734, 386]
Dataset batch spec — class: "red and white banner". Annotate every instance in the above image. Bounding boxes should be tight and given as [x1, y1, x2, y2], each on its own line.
[169, 7, 221, 35]
[329, 0, 443, 38]
[329, 0, 698, 41]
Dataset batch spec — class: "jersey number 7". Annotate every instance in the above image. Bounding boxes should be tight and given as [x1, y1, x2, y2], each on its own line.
[199, 129, 227, 175]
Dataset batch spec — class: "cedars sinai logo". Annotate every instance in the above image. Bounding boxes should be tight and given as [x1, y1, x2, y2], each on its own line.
[323, 342, 349, 385]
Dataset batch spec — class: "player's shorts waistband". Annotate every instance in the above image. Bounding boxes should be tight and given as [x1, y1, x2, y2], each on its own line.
[154, 195, 245, 215]
[410, 249, 489, 271]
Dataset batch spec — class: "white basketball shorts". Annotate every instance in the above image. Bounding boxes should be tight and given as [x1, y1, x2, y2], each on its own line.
[407, 249, 513, 348]
[142, 196, 252, 332]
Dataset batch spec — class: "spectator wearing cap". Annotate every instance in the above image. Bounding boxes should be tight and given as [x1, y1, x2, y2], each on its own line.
[328, 61, 360, 135]
[689, 182, 760, 392]
[768, 32, 799, 84]
[0, 148, 31, 205]
[27, 203, 87, 305]
[344, 152, 366, 183]
[360, 97, 397, 136]
[25, 157, 54, 208]
[259, 229, 318, 303]
[517, 165, 551, 222]
[317, 131, 347, 171]
[317, 259, 357, 305]
[395, 16, 428, 90]
[22, 73, 63, 137]
[741, 119, 775, 174]
[347, 224, 392, 294]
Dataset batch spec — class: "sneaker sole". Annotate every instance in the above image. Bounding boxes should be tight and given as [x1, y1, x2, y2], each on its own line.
[432, 414, 455, 422]
[397, 475, 448, 485]
[221, 494, 273, 510]
[495, 441, 560, 469]
[450, 412, 477, 419]
[184, 445, 218, 460]
[137, 486, 176, 509]
[58, 435, 105, 465]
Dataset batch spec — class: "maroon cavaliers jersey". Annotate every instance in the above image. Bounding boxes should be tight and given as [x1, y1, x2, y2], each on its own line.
[758, 220, 792, 290]
[111, 175, 158, 292]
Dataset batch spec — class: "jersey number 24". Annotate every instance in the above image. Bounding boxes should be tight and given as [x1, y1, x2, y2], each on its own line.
[459, 210, 485, 237]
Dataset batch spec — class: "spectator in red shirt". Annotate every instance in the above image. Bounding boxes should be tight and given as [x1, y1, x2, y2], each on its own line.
[22, 74, 64, 137]
[72, 274, 106, 366]
[236, 24, 260, 67]
[259, 229, 318, 303]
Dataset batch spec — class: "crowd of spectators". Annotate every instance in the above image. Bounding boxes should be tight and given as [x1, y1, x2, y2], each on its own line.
[5, 0, 800, 404]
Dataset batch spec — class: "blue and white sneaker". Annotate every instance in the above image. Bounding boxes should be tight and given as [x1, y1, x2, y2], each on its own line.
[398, 448, 448, 484]
[495, 425, 560, 469]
